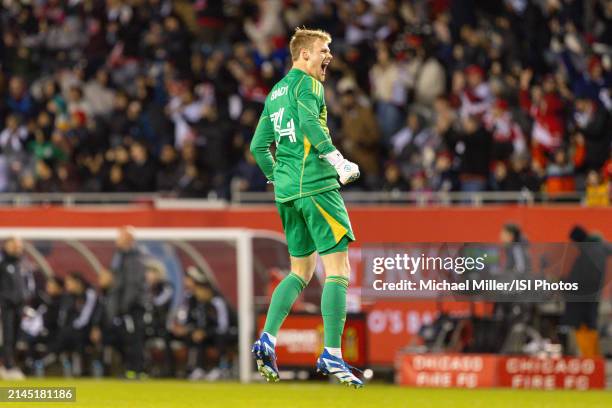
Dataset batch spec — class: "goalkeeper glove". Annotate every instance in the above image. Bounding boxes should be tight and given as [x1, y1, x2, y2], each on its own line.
[322, 150, 360, 185]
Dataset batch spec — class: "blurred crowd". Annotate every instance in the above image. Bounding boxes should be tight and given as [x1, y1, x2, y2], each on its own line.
[0, 0, 611, 199]
[0, 230, 235, 380]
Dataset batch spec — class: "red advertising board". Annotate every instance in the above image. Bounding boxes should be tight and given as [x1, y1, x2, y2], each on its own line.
[498, 356, 605, 390]
[1, 206, 609, 245]
[366, 301, 494, 365]
[397, 353, 606, 390]
[397, 354, 500, 388]
[256, 313, 367, 367]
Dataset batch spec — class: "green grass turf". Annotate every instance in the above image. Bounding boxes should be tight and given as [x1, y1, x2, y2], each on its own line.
[0, 379, 610, 408]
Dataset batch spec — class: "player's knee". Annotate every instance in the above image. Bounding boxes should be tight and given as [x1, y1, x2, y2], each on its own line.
[292, 269, 313, 283]
[321, 250, 350, 278]
[290, 254, 316, 283]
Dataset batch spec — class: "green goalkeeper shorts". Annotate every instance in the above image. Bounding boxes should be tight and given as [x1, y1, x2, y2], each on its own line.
[276, 189, 355, 257]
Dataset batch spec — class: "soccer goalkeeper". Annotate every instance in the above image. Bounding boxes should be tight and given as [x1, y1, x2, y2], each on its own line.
[249, 28, 362, 388]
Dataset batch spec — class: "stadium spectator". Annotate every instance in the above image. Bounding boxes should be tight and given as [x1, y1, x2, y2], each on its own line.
[125, 142, 157, 192]
[446, 115, 493, 192]
[573, 94, 612, 172]
[584, 169, 610, 207]
[545, 148, 576, 194]
[156, 144, 181, 192]
[382, 161, 409, 193]
[0, 0, 610, 198]
[456, 65, 493, 119]
[338, 85, 381, 187]
[391, 111, 438, 165]
[483, 99, 527, 162]
[233, 149, 270, 193]
[369, 43, 407, 142]
[431, 151, 460, 192]
[83, 69, 116, 118]
[519, 71, 565, 167]
[6, 77, 34, 118]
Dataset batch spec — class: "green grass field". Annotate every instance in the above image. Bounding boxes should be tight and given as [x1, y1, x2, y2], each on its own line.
[0, 379, 610, 408]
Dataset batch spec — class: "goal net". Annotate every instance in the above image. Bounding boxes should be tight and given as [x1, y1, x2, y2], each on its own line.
[0, 227, 289, 383]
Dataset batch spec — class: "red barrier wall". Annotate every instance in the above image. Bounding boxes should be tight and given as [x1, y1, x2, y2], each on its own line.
[0, 205, 610, 242]
[397, 353, 606, 389]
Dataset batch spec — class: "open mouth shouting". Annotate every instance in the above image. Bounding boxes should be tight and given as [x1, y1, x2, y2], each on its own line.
[320, 60, 330, 80]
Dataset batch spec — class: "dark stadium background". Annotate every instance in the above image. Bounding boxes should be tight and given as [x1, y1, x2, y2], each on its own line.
[0, 0, 611, 398]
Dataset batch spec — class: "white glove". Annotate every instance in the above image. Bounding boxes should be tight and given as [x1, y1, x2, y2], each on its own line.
[322, 150, 360, 185]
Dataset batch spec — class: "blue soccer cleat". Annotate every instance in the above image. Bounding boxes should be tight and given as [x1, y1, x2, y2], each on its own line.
[251, 333, 279, 382]
[316, 349, 364, 389]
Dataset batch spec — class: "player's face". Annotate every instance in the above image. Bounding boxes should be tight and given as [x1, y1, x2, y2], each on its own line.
[307, 39, 333, 82]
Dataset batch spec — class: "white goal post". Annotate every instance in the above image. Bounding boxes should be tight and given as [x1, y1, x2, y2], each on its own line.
[0, 227, 286, 383]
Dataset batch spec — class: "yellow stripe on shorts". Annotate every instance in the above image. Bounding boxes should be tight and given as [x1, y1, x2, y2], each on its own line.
[310, 197, 347, 243]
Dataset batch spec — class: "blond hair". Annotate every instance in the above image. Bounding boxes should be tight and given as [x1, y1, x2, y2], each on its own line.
[289, 28, 331, 61]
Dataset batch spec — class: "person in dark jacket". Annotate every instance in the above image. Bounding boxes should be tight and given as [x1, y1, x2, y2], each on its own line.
[40, 277, 64, 339]
[23, 276, 63, 375]
[204, 284, 235, 381]
[444, 116, 493, 192]
[90, 268, 122, 377]
[562, 226, 612, 328]
[125, 142, 157, 192]
[144, 259, 174, 377]
[573, 96, 612, 171]
[109, 226, 147, 378]
[155, 144, 181, 192]
[0, 237, 26, 379]
[168, 266, 200, 377]
[185, 280, 217, 380]
[45, 272, 97, 376]
[144, 259, 174, 339]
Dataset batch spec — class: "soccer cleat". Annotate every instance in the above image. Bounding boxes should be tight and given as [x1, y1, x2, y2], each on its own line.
[124, 370, 137, 380]
[316, 349, 363, 389]
[251, 333, 279, 382]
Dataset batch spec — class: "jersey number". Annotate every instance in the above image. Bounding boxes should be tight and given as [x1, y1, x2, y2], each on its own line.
[270, 107, 296, 145]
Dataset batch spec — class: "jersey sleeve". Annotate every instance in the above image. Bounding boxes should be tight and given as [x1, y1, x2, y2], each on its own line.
[249, 104, 276, 181]
[296, 77, 336, 155]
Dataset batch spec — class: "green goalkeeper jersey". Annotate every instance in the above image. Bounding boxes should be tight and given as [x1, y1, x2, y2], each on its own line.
[250, 68, 339, 203]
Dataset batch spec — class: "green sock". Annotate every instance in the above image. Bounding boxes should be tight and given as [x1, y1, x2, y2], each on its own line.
[321, 275, 349, 348]
[263, 272, 307, 336]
